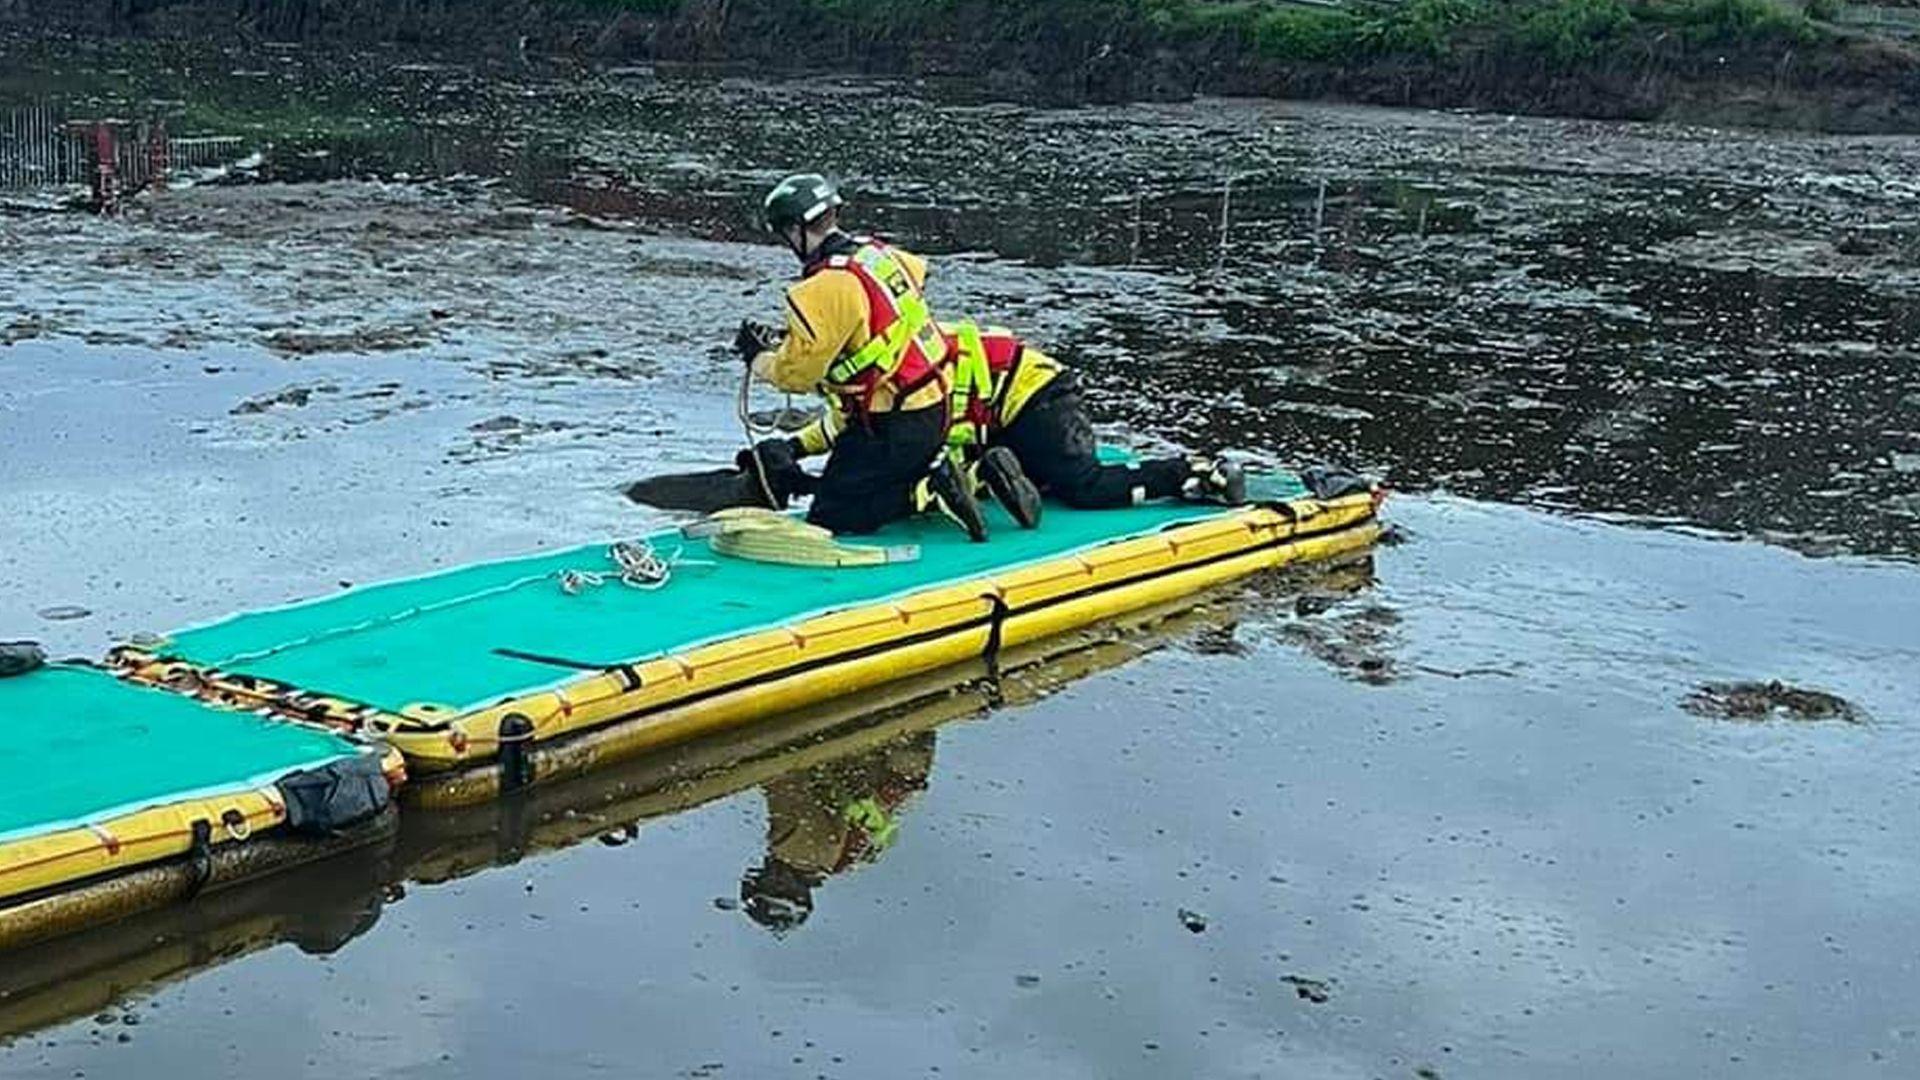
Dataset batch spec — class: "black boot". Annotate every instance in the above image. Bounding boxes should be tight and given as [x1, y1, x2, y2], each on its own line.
[978, 446, 1043, 530]
[921, 457, 989, 542]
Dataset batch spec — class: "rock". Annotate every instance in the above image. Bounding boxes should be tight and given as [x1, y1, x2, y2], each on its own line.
[598, 823, 639, 847]
[1295, 593, 1338, 617]
[1281, 975, 1332, 1003]
[1178, 908, 1209, 933]
[1683, 681, 1867, 724]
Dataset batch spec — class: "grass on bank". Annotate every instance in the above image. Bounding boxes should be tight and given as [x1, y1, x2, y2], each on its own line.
[577, 0, 1828, 66]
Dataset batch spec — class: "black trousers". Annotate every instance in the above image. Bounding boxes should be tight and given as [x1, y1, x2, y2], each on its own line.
[994, 373, 1188, 509]
[807, 404, 945, 534]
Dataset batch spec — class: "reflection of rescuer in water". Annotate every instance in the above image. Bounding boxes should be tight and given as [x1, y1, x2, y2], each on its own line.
[739, 731, 937, 934]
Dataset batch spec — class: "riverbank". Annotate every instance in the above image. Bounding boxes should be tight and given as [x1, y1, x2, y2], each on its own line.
[654, 0, 1920, 132]
[4, 0, 1919, 132]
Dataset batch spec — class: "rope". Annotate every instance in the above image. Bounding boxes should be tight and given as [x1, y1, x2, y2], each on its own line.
[738, 364, 786, 511]
[220, 539, 693, 666]
[559, 539, 693, 594]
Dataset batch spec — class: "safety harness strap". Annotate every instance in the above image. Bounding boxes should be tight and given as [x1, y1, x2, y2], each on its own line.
[945, 321, 998, 446]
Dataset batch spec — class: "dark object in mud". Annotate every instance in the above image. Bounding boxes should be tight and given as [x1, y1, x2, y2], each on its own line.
[598, 823, 640, 847]
[1187, 623, 1247, 657]
[1178, 908, 1209, 933]
[623, 467, 778, 514]
[750, 405, 823, 433]
[1281, 974, 1332, 1003]
[1275, 604, 1401, 685]
[1294, 592, 1340, 617]
[0, 641, 48, 678]
[36, 604, 92, 621]
[1683, 681, 1867, 724]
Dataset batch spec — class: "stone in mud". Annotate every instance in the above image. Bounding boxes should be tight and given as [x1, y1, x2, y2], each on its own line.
[1294, 592, 1340, 617]
[1281, 975, 1332, 1003]
[231, 386, 317, 414]
[36, 605, 91, 621]
[598, 823, 639, 847]
[1178, 908, 1208, 933]
[1683, 681, 1867, 724]
[263, 324, 432, 355]
[1187, 623, 1247, 657]
[749, 405, 823, 433]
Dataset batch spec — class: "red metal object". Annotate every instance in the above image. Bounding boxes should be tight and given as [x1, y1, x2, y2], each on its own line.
[147, 118, 169, 193]
[91, 122, 118, 215]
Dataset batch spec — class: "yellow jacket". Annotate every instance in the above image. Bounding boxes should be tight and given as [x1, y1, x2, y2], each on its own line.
[751, 245, 946, 416]
[794, 337, 1061, 457]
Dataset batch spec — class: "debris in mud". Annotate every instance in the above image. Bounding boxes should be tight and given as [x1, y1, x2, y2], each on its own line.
[1683, 681, 1867, 724]
[36, 605, 92, 622]
[1178, 908, 1209, 933]
[2, 314, 50, 345]
[263, 323, 434, 355]
[1281, 975, 1333, 1003]
[598, 823, 640, 847]
[1273, 604, 1401, 684]
[749, 405, 823, 433]
[1015, 973, 1042, 988]
[1293, 592, 1341, 617]
[1187, 622, 1247, 657]
[713, 896, 739, 912]
[465, 415, 575, 445]
[231, 384, 337, 414]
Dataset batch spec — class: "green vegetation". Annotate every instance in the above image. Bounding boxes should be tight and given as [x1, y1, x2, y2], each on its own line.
[1160, 0, 1823, 64]
[585, 0, 1825, 66]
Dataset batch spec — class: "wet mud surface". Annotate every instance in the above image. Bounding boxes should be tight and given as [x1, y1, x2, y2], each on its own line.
[3, 55, 1917, 556]
[2, 57, 1919, 1080]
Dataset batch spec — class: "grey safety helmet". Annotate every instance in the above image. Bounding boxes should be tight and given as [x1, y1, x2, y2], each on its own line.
[762, 173, 843, 236]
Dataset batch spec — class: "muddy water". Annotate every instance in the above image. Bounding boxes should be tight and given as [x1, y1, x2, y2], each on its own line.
[2, 57, 1919, 1079]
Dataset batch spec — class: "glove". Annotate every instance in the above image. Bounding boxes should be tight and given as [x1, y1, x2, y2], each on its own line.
[734, 319, 781, 364]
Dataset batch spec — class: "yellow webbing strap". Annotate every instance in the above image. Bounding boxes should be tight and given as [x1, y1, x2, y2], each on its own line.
[945, 321, 995, 446]
[682, 509, 919, 568]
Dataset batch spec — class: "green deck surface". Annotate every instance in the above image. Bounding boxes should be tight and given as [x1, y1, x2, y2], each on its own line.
[163, 472, 1310, 715]
[0, 667, 367, 843]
